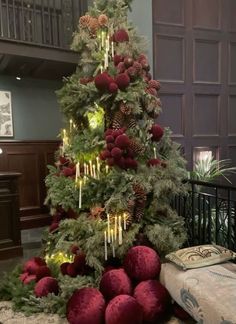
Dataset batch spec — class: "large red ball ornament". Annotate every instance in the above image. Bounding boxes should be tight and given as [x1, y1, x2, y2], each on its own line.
[34, 277, 59, 297]
[95, 72, 112, 92]
[134, 280, 170, 323]
[113, 29, 129, 42]
[67, 287, 105, 324]
[124, 246, 161, 281]
[111, 147, 122, 159]
[105, 295, 143, 324]
[115, 73, 130, 90]
[150, 124, 164, 142]
[100, 268, 132, 301]
[23, 257, 46, 274]
[115, 134, 130, 149]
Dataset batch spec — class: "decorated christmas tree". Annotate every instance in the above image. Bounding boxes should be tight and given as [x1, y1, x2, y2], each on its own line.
[0, 0, 189, 322]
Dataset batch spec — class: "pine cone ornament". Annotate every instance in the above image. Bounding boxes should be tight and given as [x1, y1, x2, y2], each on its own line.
[89, 17, 99, 33]
[132, 183, 147, 221]
[126, 116, 137, 129]
[133, 183, 147, 202]
[120, 102, 132, 115]
[129, 139, 145, 155]
[134, 200, 146, 221]
[98, 14, 108, 27]
[112, 111, 125, 129]
[79, 15, 91, 28]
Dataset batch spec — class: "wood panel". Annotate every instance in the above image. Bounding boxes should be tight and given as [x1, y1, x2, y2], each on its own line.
[153, 0, 236, 180]
[0, 140, 60, 228]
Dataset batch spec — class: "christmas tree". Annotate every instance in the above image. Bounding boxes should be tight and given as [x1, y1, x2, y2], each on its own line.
[0, 0, 189, 322]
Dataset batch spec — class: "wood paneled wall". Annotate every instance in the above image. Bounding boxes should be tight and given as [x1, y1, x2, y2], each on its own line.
[153, 0, 236, 183]
[0, 140, 60, 229]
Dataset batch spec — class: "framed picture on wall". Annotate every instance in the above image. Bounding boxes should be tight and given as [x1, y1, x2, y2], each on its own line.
[0, 90, 13, 137]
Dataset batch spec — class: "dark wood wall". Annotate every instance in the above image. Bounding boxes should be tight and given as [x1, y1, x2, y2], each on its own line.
[153, 0, 236, 176]
[0, 141, 59, 228]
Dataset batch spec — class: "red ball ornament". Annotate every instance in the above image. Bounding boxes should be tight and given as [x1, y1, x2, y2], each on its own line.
[100, 269, 132, 301]
[151, 124, 164, 142]
[34, 277, 59, 297]
[62, 167, 75, 177]
[113, 29, 129, 42]
[148, 80, 161, 90]
[112, 129, 124, 138]
[100, 150, 111, 160]
[125, 158, 137, 169]
[105, 295, 143, 324]
[146, 87, 158, 97]
[111, 147, 122, 159]
[124, 246, 161, 281]
[133, 61, 142, 74]
[70, 244, 79, 255]
[73, 252, 86, 272]
[115, 134, 130, 149]
[115, 73, 130, 90]
[138, 54, 148, 62]
[23, 257, 46, 275]
[113, 54, 124, 66]
[134, 280, 170, 323]
[147, 158, 161, 167]
[107, 157, 115, 166]
[105, 135, 115, 143]
[60, 262, 70, 275]
[67, 288, 105, 324]
[124, 56, 134, 68]
[24, 274, 37, 285]
[116, 156, 125, 169]
[107, 143, 115, 151]
[109, 82, 118, 94]
[117, 62, 126, 74]
[105, 129, 113, 136]
[127, 66, 137, 79]
[67, 263, 78, 278]
[35, 266, 51, 281]
[95, 72, 112, 92]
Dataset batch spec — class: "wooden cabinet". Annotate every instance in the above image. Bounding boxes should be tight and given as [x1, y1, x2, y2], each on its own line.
[0, 172, 23, 260]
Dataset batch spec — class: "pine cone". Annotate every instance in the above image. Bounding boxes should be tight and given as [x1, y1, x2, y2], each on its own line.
[89, 17, 99, 33]
[129, 139, 145, 155]
[79, 15, 91, 28]
[120, 102, 132, 115]
[126, 116, 136, 129]
[98, 14, 108, 27]
[134, 200, 145, 222]
[112, 111, 125, 129]
[133, 183, 147, 202]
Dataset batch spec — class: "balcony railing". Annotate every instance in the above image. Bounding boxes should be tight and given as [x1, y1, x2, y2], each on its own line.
[0, 0, 87, 49]
[173, 179, 236, 251]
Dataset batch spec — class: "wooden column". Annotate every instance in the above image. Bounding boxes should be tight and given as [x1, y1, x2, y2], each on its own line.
[0, 172, 23, 260]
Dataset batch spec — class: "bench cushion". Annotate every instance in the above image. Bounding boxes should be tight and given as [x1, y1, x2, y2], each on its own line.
[160, 262, 236, 323]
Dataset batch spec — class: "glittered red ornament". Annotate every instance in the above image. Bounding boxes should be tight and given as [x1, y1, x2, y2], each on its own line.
[124, 246, 161, 282]
[146, 87, 158, 97]
[116, 156, 125, 169]
[67, 263, 78, 278]
[109, 82, 118, 94]
[107, 143, 115, 151]
[100, 269, 132, 301]
[60, 262, 70, 275]
[127, 66, 137, 79]
[147, 158, 161, 167]
[115, 134, 130, 149]
[124, 56, 134, 68]
[67, 288, 105, 324]
[138, 54, 148, 62]
[105, 129, 113, 136]
[133, 61, 142, 73]
[107, 157, 115, 166]
[95, 72, 112, 92]
[117, 62, 126, 74]
[23, 257, 46, 275]
[113, 54, 124, 66]
[134, 280, 170, 323]
[62, 167, 75, 177]
[115, 73, 130, 90]
[100, 150, 111, 160]
[106, 135, 115, 143]
[35, 266, 51, 282]
[34, 277, 59, 297]
[112, 129, 124, 138]
[111, 147, 122, 159]
[73, 252, 86, 272]
[24, 274, 37, 285]
[151, 124, 164, 142]
[113, 29, 129, 42]
[105, 295, 143, 324]
[148, 80, 161, 90]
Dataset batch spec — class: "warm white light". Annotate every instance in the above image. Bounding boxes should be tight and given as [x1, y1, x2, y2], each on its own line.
[16, 76, 21, 80]
[0, 148, 2, 154]
[198, 151, 212, 161]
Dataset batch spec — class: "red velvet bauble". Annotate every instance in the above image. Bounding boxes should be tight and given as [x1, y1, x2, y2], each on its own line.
[133, 61, 142, 74]
[62, 167, 75, 177]
[146, 87, 158, 97]
[173, 302, 191, 320]
[100, 149, 111, 160]
[107, 143, 115, 151]
[124, 246, 161, 281]
[73, 252, 86, 272]
[67, 263, 78, 277]
[112, 129, 124, 138]
[115, 134, 130, 149]
[70, 244, 79, 255]
[148, 80, 161, 90]
[113, 29, 129, 42]
[147, 158, 161, 167]
[60, 262, 70, 275]
[34, 277, 59, 297]
[124, 56, 134, 68]
[109, 82, 118, 94]
[67, 287, 105, 324]
[100, 269, 132, 301]
[134, 280, 170, 323]
[114, 54, 124, 66]
[124, 158, 137, 169]
[150, 124, 164, 142]
[107, 157, 115, 166]
[105, 135, 115, 143]
[105, 128, 113, 136]
[111, 147, 122, 159]
[23, 257, 46, 275]
[116, 156, 125, 169]
[35, 266, 51, 281]
[127, 66, 137, 79]
[115, 73, 130, 90]
[95, 72, 112, 92]
[117, 62, 126, 74]
[138, 54, 147, 62]
[105, 295, 143, 324]
[24, 274, 37, 285]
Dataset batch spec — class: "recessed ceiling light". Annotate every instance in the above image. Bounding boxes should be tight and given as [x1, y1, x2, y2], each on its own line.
[0, 148, 3, 154]
[16, 76, 21, 80]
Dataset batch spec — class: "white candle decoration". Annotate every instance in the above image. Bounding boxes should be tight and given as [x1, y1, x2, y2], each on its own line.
[101, 31, 105, 48]
[84, 163, 87, 176]
[105, 165, 109, 174]
[111, 41, 114, 57]
[79, 180, 82, 209]
[119, 226, 123, 245]
[89, 160, 93, 176]
[154, 147, 157, 159]
[76, 162, 80, 181]
[123, 213, 127, 230]
[107, 214, 111, 243]
[69, 119, 73, 133]
[114, 216, 117, 241]
[93, 164, 96, 179]
[104, 231, 108, 260]
[111, 229, 115, 257]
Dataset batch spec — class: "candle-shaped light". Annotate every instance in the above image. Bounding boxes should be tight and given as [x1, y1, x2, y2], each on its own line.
[79, 180, 82, 208]
[105, 165, 109, 174]
[111, 229, 115, 257]
[114, 216, 118, 241]
[101, 31, 105, 48]
[84, 163, 87, 176]
[89, 160, 93, 176]
[123, 212, 127, 230]
[76, 162, 80, 179]
[104, 231, 108, 260]
[118, 216, 122, 245]
[111, 41, 114, 57]
[106, 35, 110, 51]
[93, 164, 96, 179]
[107, 214, 111, 243]
[69, 119, 73, 133]
[154, 147, 157, 159]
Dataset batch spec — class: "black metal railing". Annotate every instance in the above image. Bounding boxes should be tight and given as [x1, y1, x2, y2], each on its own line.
[173, 179, 236, 250]
[0, 0, 87, 49]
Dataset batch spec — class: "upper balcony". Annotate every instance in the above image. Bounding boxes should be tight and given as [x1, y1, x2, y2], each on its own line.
[0, 0, 87, 80]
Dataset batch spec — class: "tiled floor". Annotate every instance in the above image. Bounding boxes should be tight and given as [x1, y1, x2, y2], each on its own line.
[0, 227, 45, 275]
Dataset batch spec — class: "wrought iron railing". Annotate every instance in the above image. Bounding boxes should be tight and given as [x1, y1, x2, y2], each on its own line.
[0, 0, 87, 49]
[173, 179, 236, 250]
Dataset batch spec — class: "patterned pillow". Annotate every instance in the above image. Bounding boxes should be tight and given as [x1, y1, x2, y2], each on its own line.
[165, 245, 236, 270]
